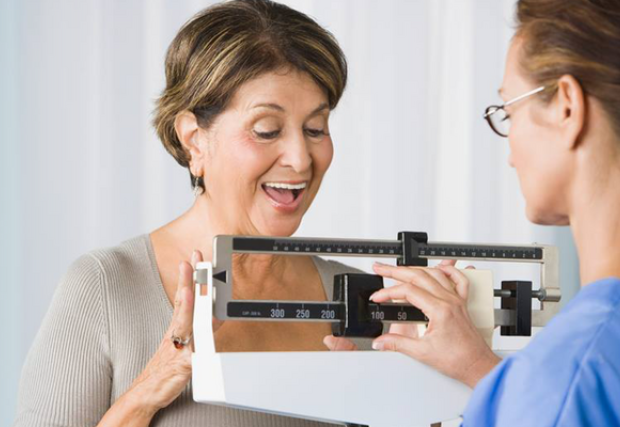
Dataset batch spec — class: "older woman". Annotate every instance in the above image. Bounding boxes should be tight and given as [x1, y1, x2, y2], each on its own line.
[13, 1, 358, 426]
[366, 0, 620, 425]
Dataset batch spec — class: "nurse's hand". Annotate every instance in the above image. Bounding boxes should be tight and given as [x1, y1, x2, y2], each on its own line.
[370, 263, 500, 388]
[323, 260, 457, 352]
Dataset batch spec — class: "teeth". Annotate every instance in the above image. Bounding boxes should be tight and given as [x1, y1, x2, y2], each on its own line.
[264, 182, 307, 190]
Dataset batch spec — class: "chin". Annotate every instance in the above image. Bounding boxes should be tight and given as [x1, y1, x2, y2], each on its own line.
[525, 205, 570, 226]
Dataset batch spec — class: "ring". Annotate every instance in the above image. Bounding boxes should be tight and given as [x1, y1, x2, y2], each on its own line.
[171, 330, 192, 350]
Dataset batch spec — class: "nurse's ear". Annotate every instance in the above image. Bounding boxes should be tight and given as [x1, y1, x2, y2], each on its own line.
[175, 110, 206, 178]
[554, 74, 586, 151]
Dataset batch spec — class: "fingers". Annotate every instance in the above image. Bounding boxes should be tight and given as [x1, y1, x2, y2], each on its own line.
[372, 333, 423, 360]
[439, 259, 457, 267]
[187, 249, 224, 333]
[170, 261, 195, 341]
[425, 267, 457, 293]
[323, 335, 358, 351]
[388, 322, 420, 338]
[369, 282, 442, 319]
[191, 250, 204, 268]
[436, 265, 470, 300]
[373, 263, 451, 300]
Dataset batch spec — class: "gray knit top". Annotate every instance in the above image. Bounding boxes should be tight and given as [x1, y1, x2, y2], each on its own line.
[13, 234, 366, 427]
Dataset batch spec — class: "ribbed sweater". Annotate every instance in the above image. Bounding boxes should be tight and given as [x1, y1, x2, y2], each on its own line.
[13, 234, 365, 427]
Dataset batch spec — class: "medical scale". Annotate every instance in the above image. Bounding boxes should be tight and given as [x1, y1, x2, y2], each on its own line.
[192, 231, 560, 426]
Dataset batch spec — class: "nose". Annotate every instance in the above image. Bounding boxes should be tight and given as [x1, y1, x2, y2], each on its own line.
[280, 131, 312, 173]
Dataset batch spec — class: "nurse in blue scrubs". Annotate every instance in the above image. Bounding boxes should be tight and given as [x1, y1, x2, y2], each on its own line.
[369, 0, 620, 425]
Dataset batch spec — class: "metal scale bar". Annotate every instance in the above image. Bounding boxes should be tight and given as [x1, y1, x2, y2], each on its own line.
[231, 235, 544, 261]
[198, 231, 561, 335]
[227, 300, 427, 322]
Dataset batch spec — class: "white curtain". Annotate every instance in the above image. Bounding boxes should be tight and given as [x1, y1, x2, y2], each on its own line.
[0, 0, 579, 423]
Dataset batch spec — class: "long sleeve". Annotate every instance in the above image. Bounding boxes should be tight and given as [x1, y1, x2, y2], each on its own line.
[14, 254, 112, 427]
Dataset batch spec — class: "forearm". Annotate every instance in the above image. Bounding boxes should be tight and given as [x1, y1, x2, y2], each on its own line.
[97, 391, 158, 427]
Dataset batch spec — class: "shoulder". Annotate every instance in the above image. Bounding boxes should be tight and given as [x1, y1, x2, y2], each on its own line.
[86, 234, 156, 280]
[58, 234, 158, 305]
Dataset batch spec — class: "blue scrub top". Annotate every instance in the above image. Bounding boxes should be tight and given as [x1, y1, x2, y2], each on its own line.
[462, 277, 620, 426]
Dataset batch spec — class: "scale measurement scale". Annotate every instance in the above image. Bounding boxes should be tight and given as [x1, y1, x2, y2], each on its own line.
[201, 231, 558, 334]
[231, 235, 543, 260]
[228, 301, 427, 323]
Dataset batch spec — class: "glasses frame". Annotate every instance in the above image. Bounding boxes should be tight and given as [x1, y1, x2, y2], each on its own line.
[484, 86, 546, 137]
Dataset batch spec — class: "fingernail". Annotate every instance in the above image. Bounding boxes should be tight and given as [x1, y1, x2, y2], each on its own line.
[179, 261, 184, 273]
[374, 262, 388, 268]
[372, 341, 384, 351]
[369, 292, 378, 302]
[191, 250, 198, 266]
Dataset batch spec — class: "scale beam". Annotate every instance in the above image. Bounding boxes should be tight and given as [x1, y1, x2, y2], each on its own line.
[194, 231, 561, 336]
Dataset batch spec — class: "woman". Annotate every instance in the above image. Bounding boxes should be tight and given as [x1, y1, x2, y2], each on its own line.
[365, 0, 620, 424]
[13, 1, 359, 426]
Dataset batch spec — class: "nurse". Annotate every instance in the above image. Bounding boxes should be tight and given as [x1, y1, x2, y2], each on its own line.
[368, 0, 620, 424]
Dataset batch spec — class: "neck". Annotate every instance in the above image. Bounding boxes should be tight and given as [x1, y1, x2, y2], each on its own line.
[570, 161, 620, 286]
[157, 194, 290, 283]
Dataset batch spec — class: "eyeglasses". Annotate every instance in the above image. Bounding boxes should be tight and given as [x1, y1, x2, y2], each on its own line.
[483, 86, 546, 137]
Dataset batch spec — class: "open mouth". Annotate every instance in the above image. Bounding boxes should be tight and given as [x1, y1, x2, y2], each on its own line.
[261, 182, 307, 209]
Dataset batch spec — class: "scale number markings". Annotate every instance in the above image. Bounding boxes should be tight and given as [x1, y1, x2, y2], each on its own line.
[371, 310, 385, 321]
[296, 309, 311, 319]
[321, 309, 336, 319]
[270, 308, 286, 318]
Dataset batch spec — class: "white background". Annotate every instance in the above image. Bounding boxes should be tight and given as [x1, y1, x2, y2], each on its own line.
[0, 0, 579, 425]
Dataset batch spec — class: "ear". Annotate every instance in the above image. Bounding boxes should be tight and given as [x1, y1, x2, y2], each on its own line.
[555, 74, 586, 150]
[174, 110, 205, 177]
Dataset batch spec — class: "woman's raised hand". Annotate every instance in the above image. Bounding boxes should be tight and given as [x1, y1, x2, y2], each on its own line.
[98, 251, 225, 425]
[124, 253, 199, 414]
[370, 263, 500, 388]
[119, 250, 220, 416]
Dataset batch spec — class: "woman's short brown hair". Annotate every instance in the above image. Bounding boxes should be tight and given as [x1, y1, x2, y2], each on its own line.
[516, 0, 620, 137]
[153, 0, 348, 192]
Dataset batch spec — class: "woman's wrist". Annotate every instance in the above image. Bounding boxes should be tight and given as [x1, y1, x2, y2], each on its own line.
[122, 379, 163, 417]
[117, 388, 159, 422]
[97, 388, 158, 427]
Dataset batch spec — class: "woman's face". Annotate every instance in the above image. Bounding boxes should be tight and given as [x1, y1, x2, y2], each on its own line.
[197, 69, 334, 236]
[501, 38, 571, 225]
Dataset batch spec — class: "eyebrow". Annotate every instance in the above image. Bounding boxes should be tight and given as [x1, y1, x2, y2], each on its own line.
[252, 102, 330, 116]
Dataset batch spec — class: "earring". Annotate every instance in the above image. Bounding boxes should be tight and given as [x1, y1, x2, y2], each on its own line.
[192, 175, 202, 198]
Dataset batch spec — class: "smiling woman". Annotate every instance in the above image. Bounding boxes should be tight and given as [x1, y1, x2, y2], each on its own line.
[12, 1, 362, 427]
[153, 0, 346, 197]
[171, 69, 335, 236]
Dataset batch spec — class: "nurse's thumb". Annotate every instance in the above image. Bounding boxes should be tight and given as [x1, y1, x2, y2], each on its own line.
[372, 334, 421, 359]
